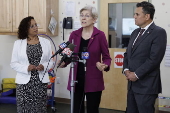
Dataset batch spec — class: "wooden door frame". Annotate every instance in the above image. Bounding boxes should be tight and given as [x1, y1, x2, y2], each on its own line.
[99, 0, 146, 42]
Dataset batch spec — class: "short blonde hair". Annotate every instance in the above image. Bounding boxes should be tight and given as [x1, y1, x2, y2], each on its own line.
[80, 5, 98, 19]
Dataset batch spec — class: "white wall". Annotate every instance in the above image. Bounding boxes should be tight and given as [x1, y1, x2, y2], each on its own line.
[0, 35, 18, 84]
[152, 0, 170, 111]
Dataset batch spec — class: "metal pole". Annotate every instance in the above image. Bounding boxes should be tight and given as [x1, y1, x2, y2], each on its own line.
[70, 39, 75, 113]
[70, 61, 75, 113]
[70, 59, 85, 113]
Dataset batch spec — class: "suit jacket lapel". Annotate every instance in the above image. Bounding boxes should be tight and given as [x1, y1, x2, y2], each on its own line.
[132, 23, 155, 53]
[73, 28, 82, 53]
[88, 37, 95, 48]
[73, 27, 99, 52]
[128, 28, 140, 53]
[88, 27, 100, 48]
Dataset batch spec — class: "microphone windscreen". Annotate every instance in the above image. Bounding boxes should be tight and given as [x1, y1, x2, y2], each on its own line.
[81, 52, 90, 59]
[67, 43, 75, 51]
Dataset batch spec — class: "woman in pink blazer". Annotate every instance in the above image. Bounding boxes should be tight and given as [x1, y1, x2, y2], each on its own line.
[59, 5, 111, 113]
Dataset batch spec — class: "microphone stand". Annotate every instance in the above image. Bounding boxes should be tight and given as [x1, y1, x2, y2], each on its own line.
[69, 55, 86, 113]
[67, 39, 88, 113]
[70, 58, 76, 113]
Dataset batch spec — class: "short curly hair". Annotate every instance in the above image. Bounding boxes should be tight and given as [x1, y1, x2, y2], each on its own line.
[17, 16, 34, 39]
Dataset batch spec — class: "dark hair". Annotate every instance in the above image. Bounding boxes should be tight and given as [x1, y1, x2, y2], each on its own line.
[17, 16, 34, 39]
[136, 1, 155, 20]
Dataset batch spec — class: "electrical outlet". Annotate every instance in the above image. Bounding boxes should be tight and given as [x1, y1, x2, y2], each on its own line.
[56, 77, 60, 84]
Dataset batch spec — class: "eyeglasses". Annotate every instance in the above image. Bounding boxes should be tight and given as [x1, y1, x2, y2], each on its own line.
[30, 24, 39, 29]
[80, 15, 91, 18]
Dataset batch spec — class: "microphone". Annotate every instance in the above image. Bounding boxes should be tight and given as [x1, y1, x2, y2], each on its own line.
[51, 41, 70, 58]
[57, 43, 75, 68]
[81, 47, 89, 71]
[81, 47, 90, 60]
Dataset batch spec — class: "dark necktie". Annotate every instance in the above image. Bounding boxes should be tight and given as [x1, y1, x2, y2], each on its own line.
[132, 29, 145, 48]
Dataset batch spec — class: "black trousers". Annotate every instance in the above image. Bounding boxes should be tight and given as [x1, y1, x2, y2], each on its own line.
[126, 89, 158, 113]
[73, 90, 102, 113]
[74, 69, 102, 113]
[72, 73, 102, 113]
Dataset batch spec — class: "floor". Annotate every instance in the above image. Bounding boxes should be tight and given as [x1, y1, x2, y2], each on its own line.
[0, 102, 125, 113]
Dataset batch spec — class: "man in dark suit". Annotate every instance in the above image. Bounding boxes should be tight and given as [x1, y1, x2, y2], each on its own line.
[123, 1, 167, 113]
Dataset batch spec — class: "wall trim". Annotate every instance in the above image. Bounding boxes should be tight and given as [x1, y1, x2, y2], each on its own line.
[55, 97, 70, 104]
[54, 97, 169, 113]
